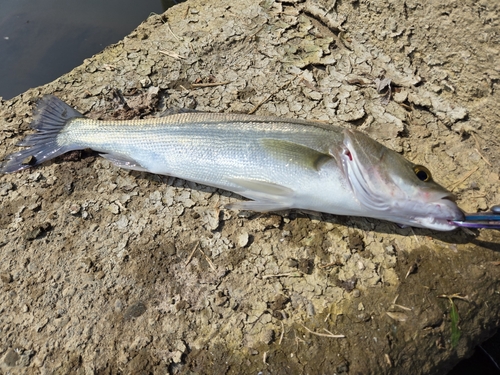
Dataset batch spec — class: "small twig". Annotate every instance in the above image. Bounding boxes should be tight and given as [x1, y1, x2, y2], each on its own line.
[323, 328, 341, 337]
[158, 50, 186, 60]
[165, 22, 182, 42]
[405, 263, 418, 279]
[438, 293, 471, 302]
[318, 261, 340, 269]
[399, 102, 413, 111]
[248, 76, 296, 114]
[448, 167, 479, 191]
[191, 81, 231, 88]
[262, 272, 303, 279]
[385, 353, 393, 367]
[409, 227, 420, 244]
[301, 324, 345, 338]
[472, 132, 482, 149]
[185, 242, 199, 266]
[294, 331, 306, 349]
[391, 303, 412, 312]
[279, 321, 285, 345]
[475, 149, 492, 167]
[248, 93, 273, 115]
[471, 133, 492, 166]
[324, 312, 331, 322]
[198, 247, 216, 271]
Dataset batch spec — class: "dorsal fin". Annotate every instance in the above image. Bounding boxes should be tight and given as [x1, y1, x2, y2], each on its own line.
[157, 108, 199, 117]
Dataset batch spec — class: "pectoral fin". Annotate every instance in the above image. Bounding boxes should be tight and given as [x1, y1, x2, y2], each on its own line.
[260, 138, 333, 171]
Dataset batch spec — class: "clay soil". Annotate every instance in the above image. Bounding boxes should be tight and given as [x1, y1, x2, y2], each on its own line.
[1, 0, 500, 374]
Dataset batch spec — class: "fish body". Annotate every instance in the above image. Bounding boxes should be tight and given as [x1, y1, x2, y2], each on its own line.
[57, 111, 360, 215]
[1, 95, 465, 230]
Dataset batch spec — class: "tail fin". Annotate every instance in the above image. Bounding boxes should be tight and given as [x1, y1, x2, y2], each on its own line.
[1, 95, 84, 173]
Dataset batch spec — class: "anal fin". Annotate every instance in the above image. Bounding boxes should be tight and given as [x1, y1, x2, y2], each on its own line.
[100, 153, 148, 172]
[226, 200, 292, 212]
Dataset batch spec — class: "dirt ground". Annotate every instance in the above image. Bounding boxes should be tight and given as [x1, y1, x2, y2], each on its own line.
[1, 0, 500, 374]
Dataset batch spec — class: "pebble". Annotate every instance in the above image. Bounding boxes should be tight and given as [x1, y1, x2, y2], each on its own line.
[237, 232, 249, 247]
[69, 204, 81, 215]
[0, 272, 13, 283]
[385, 245, 395, 255]
[116, 216, 129, 230]
[106, 202, 120, 214]
[261, 329, 275, 345]
[171, 350, 183, 363]
[2, 348, 19, 366]
[24, 227, 42, 241]
[123, 302, 147, 321]
[306, 301, 316, 316]
[164, 242, 176, 257]
[214, 291, 229, 306]
[0, 182, 14, 196]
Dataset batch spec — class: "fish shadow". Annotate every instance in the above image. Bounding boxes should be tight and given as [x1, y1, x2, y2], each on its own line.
[135, 169, 500, 251]
[20, 152, 499, 251]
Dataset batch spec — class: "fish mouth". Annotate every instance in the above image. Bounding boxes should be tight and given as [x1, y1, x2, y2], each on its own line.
[438, 195, 464, 218]
[413, 195, 465, 230]
[441, 194, 458, 204]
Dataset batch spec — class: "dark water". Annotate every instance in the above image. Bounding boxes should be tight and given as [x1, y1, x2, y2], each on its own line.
[0, 0, 179, 100]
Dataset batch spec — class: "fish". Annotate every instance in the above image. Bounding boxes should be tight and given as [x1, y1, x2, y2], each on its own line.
[0, 95, 497, 231]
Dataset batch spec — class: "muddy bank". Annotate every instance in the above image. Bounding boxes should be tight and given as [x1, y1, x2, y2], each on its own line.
[1, 0, 500, 374]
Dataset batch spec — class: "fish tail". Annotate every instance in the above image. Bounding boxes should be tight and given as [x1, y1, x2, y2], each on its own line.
[1, 95, 84, 174]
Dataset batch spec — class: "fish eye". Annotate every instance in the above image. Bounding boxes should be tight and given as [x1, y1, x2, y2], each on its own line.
[414, 165, 432, 182]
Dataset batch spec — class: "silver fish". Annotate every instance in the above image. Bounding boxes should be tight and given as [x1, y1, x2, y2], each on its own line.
[1, 95, 466, 230]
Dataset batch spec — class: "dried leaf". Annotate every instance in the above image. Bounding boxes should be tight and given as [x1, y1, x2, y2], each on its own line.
[386, 311, 408, 322]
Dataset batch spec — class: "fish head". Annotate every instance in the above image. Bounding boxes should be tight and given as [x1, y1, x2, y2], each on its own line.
[340, 129, 464, 230]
